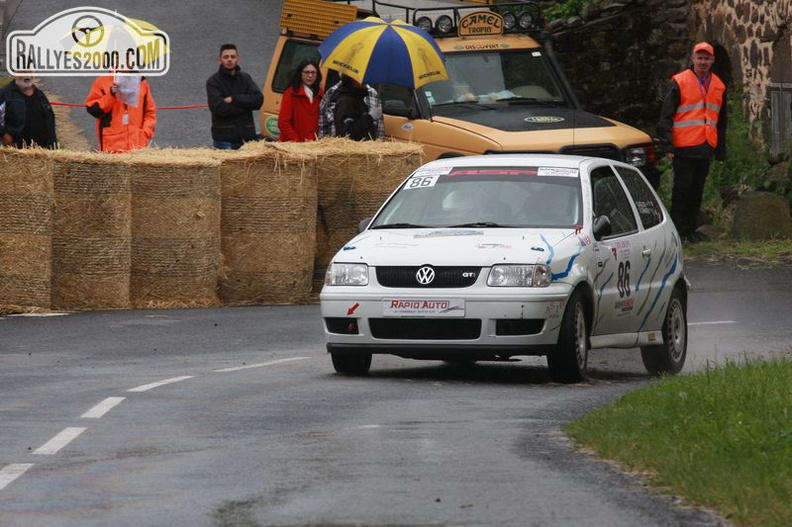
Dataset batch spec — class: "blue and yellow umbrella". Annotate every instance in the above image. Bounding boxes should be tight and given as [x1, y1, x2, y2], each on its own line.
[318, 17, 448, 89]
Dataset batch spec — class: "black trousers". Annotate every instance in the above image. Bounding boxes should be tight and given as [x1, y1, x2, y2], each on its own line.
[671, 156, 710, 236]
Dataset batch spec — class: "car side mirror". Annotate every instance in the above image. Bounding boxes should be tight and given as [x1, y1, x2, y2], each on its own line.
[358, 216, 373, 233]
[593, 215, 612, 240]
[383, 100, 412, 118]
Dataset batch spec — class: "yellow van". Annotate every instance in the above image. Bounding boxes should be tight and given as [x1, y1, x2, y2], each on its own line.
[261, 0, 658, 171]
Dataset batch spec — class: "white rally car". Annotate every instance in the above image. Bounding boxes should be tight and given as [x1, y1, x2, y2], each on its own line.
[320, 154, 687, 382]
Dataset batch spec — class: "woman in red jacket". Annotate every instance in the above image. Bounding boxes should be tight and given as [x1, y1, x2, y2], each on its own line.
[278, 59, 323, 142]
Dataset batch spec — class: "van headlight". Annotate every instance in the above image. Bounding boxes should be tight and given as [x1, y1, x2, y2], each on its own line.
[487, 264, 552, 287]
[325, 263, 369, 286]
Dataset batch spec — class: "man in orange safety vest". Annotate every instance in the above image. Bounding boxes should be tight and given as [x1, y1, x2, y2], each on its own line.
[657, 41, 727, 243]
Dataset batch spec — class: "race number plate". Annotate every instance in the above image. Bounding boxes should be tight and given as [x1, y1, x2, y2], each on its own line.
[382, 299, 465, 317]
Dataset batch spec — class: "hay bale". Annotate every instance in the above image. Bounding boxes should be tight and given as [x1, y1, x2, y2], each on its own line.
[127, 152, 222, 308]
[51, 151, 132, 310]
[287, 139, 423, 293]
[218, 146, 317, 304]
[0, 149, 53, 309]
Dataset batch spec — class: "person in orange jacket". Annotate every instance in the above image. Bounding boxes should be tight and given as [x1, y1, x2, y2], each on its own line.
[85, 74, 156, 153]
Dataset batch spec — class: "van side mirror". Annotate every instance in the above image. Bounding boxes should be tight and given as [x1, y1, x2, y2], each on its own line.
[593, 215, 612, 240]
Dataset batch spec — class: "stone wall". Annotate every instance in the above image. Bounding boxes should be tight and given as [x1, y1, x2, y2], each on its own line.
[544, 0, 792, 144]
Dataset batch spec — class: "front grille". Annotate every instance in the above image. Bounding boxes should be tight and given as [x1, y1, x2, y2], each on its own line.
[376, 266, 480, 288]
[560, 144, 621, 161]
[370, 318, 481, 339]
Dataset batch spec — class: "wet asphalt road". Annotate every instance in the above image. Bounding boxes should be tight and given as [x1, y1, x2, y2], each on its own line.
[1, 262, 790, 526]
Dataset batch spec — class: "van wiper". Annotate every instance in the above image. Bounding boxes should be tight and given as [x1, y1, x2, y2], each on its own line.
[370, 223, 430, 229]
[432, 101, 495, 110]
[506, 98, 559, 107]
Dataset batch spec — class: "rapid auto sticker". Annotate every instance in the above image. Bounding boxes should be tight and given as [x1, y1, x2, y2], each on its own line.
[383, 298, 465, 317]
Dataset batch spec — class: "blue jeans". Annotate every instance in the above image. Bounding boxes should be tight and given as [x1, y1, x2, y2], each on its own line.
[213, 140, 243, 150]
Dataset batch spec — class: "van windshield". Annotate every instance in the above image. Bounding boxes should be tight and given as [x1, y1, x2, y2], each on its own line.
[418, 50, 567, 109]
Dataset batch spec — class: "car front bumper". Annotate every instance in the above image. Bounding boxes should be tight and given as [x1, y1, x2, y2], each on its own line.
[320, 285, 573, 359]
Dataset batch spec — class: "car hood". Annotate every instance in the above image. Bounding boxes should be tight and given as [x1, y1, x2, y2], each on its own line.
[337, 228, 583, 268]
[432, 105, 613, 133]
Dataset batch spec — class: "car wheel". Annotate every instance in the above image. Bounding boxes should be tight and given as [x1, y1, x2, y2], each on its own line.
[641, 286, 687, 375]
[547, 289, 588, 383]
[331, 351, 372, 375]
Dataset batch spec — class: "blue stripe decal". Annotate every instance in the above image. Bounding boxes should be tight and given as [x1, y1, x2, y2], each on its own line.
[541, 234, 555, 265]
[551, 252, 580, 281]
[639, 254, 678, 330]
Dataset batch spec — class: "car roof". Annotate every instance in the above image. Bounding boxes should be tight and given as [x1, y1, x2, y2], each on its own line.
[418, 154, 618, 171]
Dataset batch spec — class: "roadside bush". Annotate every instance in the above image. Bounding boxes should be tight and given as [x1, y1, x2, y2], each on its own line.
[545, 0, 593, 20]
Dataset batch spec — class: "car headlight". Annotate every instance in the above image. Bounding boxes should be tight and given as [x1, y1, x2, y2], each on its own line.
[487, 264, 552, 287]
[325, 263, 369, 286]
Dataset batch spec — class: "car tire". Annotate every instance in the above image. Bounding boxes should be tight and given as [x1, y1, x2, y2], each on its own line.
[640, 286, 687, 376]
[331, 351, 372, 375]
[547, 289, 588, 383]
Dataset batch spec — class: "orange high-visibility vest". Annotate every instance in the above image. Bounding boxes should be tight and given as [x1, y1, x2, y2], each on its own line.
[671, 69, 725, 149]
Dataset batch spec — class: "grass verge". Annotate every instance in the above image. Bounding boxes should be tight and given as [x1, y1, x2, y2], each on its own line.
[683, 239, 792, 268]
[565, 358, 792, 527]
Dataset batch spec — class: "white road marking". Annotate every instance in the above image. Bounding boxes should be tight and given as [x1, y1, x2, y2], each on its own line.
[0, 464, 34, 490]
[214, 356, 310, 373]
[127, 375, 195, 393]
[81, 397, 126, 418]
[689, 321, 737, 326]
[32, 427, 87, 455]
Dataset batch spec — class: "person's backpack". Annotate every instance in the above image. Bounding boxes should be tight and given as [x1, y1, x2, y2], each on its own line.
[339, 112, 376, 141]
[333, 90, 377, 141]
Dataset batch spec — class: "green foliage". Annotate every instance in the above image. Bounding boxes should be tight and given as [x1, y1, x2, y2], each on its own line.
[545, 0, 592, 20]
[708, 88, 771, 195]
[565, 358, 792, 527]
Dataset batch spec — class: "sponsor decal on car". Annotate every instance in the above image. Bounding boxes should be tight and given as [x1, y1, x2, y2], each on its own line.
[382, 298, 465, 316]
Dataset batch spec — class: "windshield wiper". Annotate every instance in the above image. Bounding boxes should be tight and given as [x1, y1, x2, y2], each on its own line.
[431, 101, 495, 110]
[370, 223, 430, 229]
[447, 222, 510, 228]
[506, 98, 559, 107]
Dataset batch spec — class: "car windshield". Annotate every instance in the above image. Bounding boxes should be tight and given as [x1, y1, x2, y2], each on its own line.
[370, 166, 583, 229]
[418, 50, 567, 109]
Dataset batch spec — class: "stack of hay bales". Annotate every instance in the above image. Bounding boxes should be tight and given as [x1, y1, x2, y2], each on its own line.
[0, 138, 423, 313]
[217, 143, 317, 304]
[0, 149, 53, 311]
[275, 138, 423, 294]
[127, 150, 223, 308]
[51, 151, 131, 310]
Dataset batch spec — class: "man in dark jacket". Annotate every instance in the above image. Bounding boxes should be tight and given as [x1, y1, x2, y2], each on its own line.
[206, 43, 263, 149]
[0, 74, 58, 149]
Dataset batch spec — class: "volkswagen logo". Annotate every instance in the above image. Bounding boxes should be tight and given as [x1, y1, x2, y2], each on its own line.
[415, 266, 435, 285]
